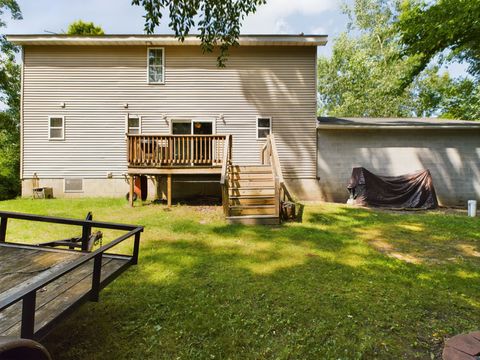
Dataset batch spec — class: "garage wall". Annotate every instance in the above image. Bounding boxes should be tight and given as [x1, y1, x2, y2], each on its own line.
[317, 128, 480, 206]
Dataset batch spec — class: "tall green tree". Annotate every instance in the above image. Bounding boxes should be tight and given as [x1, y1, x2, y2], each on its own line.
[132, 0, 266, 66]
[0, 0, 21, 199]
[67, 20, 104, 35]
[317, 0, 479, 119]
[317, 0, 420, 117]
[398, 0, 480, 80]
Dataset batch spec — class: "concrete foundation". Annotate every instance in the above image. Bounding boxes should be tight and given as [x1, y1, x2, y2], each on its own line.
[284, 178, 323, 201]
[22, 174, 222, 201]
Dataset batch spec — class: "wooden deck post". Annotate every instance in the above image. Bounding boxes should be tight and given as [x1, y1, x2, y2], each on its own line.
[167, 174, 172, 207]
[129, 175, 135, 207]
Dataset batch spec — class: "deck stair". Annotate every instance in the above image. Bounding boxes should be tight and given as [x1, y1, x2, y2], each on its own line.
[226, 165, 279, 225]
[220, 134, 288, 225]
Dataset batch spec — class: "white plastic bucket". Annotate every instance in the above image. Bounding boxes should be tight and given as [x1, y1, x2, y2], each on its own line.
[467, 200, 477, 217]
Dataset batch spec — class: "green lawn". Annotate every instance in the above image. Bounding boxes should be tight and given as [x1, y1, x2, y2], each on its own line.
[0, 198, 479, 359]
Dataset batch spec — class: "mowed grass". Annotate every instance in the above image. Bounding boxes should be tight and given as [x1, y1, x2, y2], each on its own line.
[0, 198, 479, 359]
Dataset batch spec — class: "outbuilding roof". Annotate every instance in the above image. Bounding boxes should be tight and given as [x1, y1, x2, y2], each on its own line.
[317, 117, 480, 130]
[6, 34, 328, 47]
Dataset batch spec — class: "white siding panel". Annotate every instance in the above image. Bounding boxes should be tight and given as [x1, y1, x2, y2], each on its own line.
[23, 45, 316, 179]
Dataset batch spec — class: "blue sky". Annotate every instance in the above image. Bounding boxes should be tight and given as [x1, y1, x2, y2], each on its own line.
[3, 0, 467, 77]
[4, 0, 349, 58]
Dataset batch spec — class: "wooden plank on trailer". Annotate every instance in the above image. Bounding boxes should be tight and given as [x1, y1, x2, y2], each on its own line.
[1, 258, 126, 337]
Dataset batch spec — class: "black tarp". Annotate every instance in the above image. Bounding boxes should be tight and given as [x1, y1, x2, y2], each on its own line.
[347, 167, 438, 209]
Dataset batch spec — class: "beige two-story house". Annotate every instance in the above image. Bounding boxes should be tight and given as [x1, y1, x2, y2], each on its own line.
[8, 34, 327, 223]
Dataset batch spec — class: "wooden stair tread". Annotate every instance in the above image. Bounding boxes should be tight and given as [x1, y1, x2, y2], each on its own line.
[226, 215, 280, 225]
[226, 215, 278, 219]
[229, 186, 274, 189]
[229, 205, 275, 209]
[229, 195, 275, 199]
[224, 163, 279, 224]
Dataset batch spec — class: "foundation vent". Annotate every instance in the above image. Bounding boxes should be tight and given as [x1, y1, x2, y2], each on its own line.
[64, 178, 83, 193]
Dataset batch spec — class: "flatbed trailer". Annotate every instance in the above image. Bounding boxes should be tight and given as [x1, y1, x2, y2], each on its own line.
[0, 211, 143, 344]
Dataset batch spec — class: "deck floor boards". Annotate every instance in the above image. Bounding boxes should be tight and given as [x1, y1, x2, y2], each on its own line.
[0, 244, 128, 338]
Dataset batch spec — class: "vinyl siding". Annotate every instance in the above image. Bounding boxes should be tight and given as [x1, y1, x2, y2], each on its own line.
[22, 45, 317, 179]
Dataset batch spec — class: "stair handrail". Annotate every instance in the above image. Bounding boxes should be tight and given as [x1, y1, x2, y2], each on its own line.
[261, 135, 292, 218]
[220, 134, 232, 216]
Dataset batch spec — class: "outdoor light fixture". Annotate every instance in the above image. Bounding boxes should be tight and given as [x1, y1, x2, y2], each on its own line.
[123, 103, 129, 109]
[60, 102, 65, 108]
[219, 113, 225, 123]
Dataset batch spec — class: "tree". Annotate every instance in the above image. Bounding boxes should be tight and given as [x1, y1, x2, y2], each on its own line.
[317, 0, 479, 119]
[317, 0, 420, 117]
[398, 0, 480, 80]
[67, 20, 104, 35]
[131, 0, 266, 66]
[0, 0, 21, 199]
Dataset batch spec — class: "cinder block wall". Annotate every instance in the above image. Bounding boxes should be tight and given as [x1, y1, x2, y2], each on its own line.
[317, 128, 480, 206]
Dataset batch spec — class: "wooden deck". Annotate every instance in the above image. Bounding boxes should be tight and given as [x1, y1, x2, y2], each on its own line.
[0, 244, 129, 339]
[126, 134, 232, 207]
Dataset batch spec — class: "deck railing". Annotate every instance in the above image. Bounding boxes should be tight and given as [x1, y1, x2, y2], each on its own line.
[261, 134, 292, 217]
[127, 134, 228, 167]
[220, 135, 233, 216]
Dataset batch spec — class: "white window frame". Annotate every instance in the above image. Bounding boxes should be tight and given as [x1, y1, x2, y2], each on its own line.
[126, 114, 142, 135]
[147, 47, 165, 84]
[169, 117, 216, 135]
[256, 116, 272, 140]
[48, 116, 65, 141]
[63, 178, 84, 193]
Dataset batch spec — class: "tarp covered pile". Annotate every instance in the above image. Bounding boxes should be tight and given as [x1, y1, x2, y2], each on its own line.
[347, 167, 438, 209]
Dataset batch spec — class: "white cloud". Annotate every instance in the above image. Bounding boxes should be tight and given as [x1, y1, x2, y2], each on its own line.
[242, 0, 338, 34]
[5, 0, 338, 37]
[274, 18, 293, 34]
[310, 26, 327, 35]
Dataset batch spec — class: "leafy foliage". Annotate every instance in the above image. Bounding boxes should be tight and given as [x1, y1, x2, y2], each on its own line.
[398, 0, 480, 79]
[131, 0, 266, 66]
[411, 68, 480, 119]
[0, 0, 21, 199]
[317, 0, 479, 119]
[318, 0, 418, 116]
[67, 20, 105, 35]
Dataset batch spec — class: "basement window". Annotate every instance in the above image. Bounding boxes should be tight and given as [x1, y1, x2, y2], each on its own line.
[256, 117, 271, 139]
[147, 47, 164, 84]
[48, 116, 65, 140]
[64, 178, 83, 193]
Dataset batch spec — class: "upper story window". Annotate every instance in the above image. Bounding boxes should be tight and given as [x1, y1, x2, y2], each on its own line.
[256, 117, 271, 139]
[147, 48, 164, 84]
[48, 116, 65, 140]
[126, 114, 141, 134]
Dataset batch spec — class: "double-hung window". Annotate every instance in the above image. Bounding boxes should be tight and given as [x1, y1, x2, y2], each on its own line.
[49, 116, 65, 140]
[127, 114, 141, 134]
[256, 117, 271, 139]
[148, 48, 164, 84]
